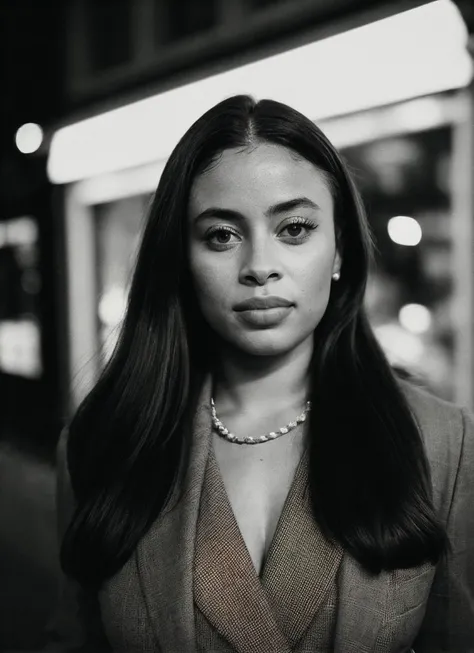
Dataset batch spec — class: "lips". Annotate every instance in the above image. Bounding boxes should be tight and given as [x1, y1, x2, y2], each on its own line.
[234, 296, 293, 311]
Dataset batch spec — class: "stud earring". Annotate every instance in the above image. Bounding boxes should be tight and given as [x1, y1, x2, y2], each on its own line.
[332, 271, 341, 281]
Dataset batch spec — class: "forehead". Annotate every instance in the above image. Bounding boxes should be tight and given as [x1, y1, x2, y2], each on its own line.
[189, 143, 333, 213]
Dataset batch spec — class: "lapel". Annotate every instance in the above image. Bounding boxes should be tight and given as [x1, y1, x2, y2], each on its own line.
[194, 445, 291, 653]
[262, 449, 343, 648]
[334, 555, 391, 653]
[135, 375, 213, 653]
[195, 445, 343, 652]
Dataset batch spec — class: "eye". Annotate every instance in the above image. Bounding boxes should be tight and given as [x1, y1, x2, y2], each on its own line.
[205, 226, 241, 249]
[279, 218, 317, 242]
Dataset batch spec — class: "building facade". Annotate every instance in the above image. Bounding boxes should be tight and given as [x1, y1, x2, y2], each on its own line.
[46, 0, 474, 422]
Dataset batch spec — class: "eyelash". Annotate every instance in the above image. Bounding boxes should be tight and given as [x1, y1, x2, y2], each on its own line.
[205, 217, 317, 248]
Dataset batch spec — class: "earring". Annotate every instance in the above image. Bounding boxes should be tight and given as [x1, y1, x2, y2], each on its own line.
[332, 271, 341, 281]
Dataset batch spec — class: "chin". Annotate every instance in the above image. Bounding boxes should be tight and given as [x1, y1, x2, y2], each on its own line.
[231, 333, 303, 358]
[209, 318, 316, 358]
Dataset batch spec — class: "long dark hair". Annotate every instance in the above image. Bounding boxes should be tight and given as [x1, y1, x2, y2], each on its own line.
[61, 95, 448, 590]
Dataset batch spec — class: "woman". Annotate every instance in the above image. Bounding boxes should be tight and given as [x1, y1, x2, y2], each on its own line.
[45, 95, 474, 652]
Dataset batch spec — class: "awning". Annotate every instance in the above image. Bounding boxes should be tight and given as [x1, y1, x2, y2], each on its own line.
[47, 0, 472, 185]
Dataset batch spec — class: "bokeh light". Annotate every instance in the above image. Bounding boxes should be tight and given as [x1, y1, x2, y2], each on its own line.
[399, 303, 432, 334]
[387, 216, 422, 246]
[98, 285, 127, 326]
[15, 123, 43, 154]
[374, 323, 424, 366]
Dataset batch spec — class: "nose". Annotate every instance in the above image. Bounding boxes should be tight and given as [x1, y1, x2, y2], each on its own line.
[239, 239, 282, 287]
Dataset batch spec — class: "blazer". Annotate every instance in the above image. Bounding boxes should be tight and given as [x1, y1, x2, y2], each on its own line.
[44, 376, 474, 652]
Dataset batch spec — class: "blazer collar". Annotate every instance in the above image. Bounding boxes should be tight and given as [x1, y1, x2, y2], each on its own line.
[135, 374, 213, 653]
[262, 448, 343, 648]
[194, 445, 343, 652]
[194, 445, 291, 653]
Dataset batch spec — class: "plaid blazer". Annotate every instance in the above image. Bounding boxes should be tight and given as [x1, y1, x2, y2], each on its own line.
[44, 376, 474, 652]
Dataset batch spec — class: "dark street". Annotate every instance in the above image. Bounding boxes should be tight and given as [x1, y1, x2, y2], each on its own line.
[0, 441, 59, 651]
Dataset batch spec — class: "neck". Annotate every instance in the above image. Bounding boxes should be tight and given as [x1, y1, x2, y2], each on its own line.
[211, 337, 313, 417]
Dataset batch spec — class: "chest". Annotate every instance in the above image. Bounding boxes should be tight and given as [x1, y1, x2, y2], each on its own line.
[212, 433, 304, 575]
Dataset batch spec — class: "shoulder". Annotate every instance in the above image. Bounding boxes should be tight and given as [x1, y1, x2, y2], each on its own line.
[398, 379, 474, 516]
[399, 379, 465, 435]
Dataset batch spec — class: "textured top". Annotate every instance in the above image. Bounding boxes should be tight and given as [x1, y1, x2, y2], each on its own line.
[194, 444, 342, 652]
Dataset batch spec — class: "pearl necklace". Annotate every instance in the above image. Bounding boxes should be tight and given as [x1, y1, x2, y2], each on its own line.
[210, 398, 311, 445]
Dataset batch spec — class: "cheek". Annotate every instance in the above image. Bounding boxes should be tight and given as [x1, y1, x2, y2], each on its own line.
[189, 243, 237, 302]
[296, 250, 334, 296]
[190, 262, 229, 306]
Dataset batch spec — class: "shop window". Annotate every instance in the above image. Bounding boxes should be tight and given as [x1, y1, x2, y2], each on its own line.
[94, 195, 151, 361]
[0, 217, 42, 378]
[84, 0, 133, 73]
[341, 127, 454, 400]
[156, 0, 218, 45]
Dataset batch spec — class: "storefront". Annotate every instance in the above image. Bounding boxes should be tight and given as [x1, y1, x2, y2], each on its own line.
[47, 1, 474, 413]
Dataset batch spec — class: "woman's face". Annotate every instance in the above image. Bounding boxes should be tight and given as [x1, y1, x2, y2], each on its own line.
[187, 142, 341, 357]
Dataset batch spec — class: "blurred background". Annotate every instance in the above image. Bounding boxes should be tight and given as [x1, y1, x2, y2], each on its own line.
[0, 0, 473, 648]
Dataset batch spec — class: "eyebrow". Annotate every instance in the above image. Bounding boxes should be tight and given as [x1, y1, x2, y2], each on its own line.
[193, 196, 321, 223]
